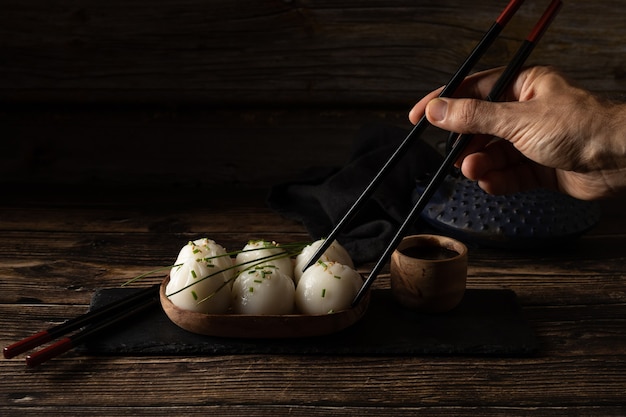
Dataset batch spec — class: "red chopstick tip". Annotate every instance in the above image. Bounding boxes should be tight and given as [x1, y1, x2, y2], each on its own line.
[3, 346, 12, 359]
[496, 0, 525, 26]
[527, 0, 563, 43]
[3, 331, 52, 359]
[25, 338, 74, 367]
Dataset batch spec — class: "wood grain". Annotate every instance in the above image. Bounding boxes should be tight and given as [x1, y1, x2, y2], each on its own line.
[1, 188, 625, 416]
[1, 0, 624, 104]
[1, 1, 625, 414]
[2, 0, 624, 188]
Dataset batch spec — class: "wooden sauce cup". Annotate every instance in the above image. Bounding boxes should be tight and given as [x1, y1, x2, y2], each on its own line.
[390, 234, 467, 313]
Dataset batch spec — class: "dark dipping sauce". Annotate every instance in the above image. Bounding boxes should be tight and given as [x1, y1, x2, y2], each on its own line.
[400, 245, 459, 260]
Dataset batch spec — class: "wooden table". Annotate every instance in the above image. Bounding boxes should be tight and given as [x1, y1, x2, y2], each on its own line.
[2, 0, 626, 415]
[1, 185, 625, 416]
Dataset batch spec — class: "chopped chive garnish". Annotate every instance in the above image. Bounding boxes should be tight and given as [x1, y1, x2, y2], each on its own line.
[321, 288, 326, 298]
[191, 270, 197, 279]
[317, 259, 328, 269]
[333, 275, 341, 279]
[191, 290, 198, 300]
[131, 239, 323, 301]
[249, 287, 254, 293]
[198, 257, 215, 267]
[254, 279, 263, 283]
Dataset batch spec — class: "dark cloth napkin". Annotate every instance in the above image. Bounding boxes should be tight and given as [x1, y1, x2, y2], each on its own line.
[266, 123, 443, 265]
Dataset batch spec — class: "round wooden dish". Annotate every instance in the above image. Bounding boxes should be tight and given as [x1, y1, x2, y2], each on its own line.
[159, 276, 370, 338]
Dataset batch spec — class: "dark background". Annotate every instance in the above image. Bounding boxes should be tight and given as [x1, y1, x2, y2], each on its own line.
[2, 0, 624, 190]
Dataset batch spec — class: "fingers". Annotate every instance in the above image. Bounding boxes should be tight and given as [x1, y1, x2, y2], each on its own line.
[460, 140, 524, 179]
[406, 65, 623, 200]
[408, 67, 508, 125]
[407, 65, 576, 197]
[408, 88, 442, 124]
[476, 162, 557, 195]
[425, 97, 515, 137]
[476, 164, 539, 195]
[460, 140, 558, 194]
[455, 67, 509, 99]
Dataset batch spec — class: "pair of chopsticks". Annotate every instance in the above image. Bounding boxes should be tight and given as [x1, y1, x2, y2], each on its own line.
[303, 0, 563, 306]
[3, 284, 159, 367]
[4, 0, 561, 367]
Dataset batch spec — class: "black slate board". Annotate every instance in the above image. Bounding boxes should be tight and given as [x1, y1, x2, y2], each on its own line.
[82, 288, 537, 356]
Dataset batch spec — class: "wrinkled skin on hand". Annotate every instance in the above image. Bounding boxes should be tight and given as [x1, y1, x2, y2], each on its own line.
[409, 66, 626, 200]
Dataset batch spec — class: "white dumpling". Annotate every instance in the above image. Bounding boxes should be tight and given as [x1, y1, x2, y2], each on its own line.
[295, 261, 362, 315]
[294, 239, 354, 284]
[166, 238, 234, 314]
[231, 265, 295, 315]
[234, 240, 294, 279]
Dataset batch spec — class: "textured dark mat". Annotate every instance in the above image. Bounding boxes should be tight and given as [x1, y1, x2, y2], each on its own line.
[416, 175, 601, 248]
[83, 288, 538, 357]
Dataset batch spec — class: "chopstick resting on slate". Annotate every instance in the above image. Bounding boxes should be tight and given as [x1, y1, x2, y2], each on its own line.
[351, 0, 563, 306]
[301, 0, 526, 274]
[3, 284, 160, 366]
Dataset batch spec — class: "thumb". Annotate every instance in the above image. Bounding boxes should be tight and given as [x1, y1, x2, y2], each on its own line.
[425, 97, 518, 140]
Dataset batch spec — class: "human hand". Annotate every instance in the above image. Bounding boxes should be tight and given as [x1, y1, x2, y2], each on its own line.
[409, 66, 626, 200]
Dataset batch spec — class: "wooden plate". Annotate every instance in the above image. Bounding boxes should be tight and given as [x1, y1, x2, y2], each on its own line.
[159, 276, 370, 338]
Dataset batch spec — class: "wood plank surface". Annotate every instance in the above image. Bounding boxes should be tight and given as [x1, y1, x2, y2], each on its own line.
[0, 108, 415, 187]
[2, 0, 626, 189]
[1, 0, 624, 105]
[1, 0, 626, 415]
[1, 187, 625, 416]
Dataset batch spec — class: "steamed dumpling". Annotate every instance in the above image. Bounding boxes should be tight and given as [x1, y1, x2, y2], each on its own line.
[166, 238, 234, 313]
[231, 265, 295, 315]
[294, 239, 354, 284]
[234, 240, 294, 278]
[295, 261, 362, 314]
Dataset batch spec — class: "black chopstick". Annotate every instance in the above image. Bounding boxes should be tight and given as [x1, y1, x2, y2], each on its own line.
[3, 283, 159, 360]
[301, 0, 526, 274]
[352, 0, 563, 306]
[25, 295, 159, 367]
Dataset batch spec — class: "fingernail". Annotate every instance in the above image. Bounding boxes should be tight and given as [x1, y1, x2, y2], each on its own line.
[427, 98, 448, 122]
